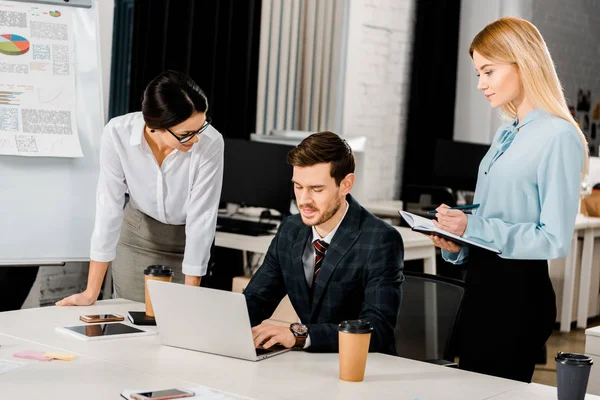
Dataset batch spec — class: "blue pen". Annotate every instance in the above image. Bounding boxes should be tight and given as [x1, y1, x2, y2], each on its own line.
[427, 203, 481, 214]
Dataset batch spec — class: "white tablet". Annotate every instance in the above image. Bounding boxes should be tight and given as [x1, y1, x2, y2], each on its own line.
[55, 322, 156, 341]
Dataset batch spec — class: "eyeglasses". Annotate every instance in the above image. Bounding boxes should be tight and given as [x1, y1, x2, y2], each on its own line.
[166, 116, 212, 144]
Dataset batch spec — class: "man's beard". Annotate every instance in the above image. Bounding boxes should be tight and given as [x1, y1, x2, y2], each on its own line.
[301, 196, 342, 227]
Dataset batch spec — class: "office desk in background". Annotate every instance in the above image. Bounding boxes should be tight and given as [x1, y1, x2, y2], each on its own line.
[586, 324, 600, 395]
[215, 225, 436, 275]
[552, 214, 600, 332]
[0, 299, 582, 400]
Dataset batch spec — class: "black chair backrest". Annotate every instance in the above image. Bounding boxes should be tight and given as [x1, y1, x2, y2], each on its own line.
[395, 271, 465, 362]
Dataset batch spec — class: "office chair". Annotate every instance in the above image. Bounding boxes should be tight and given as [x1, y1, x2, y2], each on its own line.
[394, 271, 465, 367]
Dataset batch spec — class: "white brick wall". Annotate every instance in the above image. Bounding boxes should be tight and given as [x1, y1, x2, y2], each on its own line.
[342, 0, 415, 201]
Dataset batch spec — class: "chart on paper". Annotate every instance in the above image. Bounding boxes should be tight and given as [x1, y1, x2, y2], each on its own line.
[0, 0, 82, 157]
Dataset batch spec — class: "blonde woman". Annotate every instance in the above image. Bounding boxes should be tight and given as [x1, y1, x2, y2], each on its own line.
[429, 17, 587, 382]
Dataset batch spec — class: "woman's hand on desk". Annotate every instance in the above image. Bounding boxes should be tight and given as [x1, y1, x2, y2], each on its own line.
[55, 289, 97, 307]
[429, 235, 462, 253]
[252, 322, 296, 349]
[432, 204, 468, 236]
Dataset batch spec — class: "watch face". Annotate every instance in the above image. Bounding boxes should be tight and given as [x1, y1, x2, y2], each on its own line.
[292, 323, 308, 335]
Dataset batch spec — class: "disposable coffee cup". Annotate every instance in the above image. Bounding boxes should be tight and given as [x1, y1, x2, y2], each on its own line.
[338, 319, 373, 382]
[556, 352, 594, 400]
[144, 265, 174, 317]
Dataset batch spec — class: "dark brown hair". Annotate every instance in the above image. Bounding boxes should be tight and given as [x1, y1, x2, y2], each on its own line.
[286, 131, 355, 186]
[142, 70, 208, 129]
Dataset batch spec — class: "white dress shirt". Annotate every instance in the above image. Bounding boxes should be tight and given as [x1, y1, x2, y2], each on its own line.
[89, 112, 224, 276]
[300, 201, 349, 349]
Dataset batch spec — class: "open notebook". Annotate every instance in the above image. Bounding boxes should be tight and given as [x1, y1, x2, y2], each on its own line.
[399, 210, 501, 254]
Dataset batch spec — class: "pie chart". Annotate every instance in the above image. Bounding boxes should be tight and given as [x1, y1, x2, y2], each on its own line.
[0, 34, 30, 56]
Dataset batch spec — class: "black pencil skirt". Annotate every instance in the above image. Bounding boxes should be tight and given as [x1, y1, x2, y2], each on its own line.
[456, 247, 556, 382]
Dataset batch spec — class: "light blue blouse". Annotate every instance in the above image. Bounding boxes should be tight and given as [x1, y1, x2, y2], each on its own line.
[443, 109, 584, 264]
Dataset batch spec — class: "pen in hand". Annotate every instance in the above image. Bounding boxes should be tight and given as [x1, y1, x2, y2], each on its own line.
[427, 203, 480, 214]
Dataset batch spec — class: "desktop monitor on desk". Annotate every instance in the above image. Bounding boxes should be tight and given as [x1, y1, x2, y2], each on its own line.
[221, 138, 295, 216]
[433, 139, 490, 192]
[250, 132, 368, 203]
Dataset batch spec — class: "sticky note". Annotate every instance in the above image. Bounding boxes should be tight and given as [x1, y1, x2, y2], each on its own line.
[43, 352, 76, 361]
[13, 350, 53, 361]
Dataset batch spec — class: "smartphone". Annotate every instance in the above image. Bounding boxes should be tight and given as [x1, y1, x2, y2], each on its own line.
[79, 313, 124, 323]
[130, 388, 194, 400]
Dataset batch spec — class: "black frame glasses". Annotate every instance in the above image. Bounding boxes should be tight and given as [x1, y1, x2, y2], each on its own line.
[166, 116, 212, 144]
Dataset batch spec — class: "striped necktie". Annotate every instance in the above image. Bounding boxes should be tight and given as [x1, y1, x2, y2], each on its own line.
[312, 239, 329, 289]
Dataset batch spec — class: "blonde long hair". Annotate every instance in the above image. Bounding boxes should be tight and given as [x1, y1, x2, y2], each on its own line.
[469, 17, 589, 182]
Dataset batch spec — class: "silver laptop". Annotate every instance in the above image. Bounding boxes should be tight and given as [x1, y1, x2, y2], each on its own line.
[147, 280, 291, 361]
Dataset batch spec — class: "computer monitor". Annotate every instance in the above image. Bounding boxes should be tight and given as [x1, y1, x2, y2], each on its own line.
[221, 138, 295, 216]
[250, 133, 368, 203]
[432, 139, 490, 191]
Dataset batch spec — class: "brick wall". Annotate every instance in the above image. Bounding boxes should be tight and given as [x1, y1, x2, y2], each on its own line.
[342, 0, 415, 201]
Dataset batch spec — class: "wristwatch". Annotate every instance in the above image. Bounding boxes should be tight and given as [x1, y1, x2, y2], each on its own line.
[290, 322, 308, 349]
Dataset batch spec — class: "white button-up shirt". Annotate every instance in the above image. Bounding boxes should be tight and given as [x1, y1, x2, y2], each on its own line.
[89, 112, 224, 276]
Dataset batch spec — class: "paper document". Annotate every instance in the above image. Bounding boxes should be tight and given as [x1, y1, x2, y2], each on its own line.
[0, 359, 26, 375]
[0, 0, 82, 157]
[399, 210, 501, 254]
[121, 386, 245, 400]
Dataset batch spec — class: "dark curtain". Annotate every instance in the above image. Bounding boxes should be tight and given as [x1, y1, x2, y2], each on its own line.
[112, 0, 262, 139]
[401, 0, 461, 195]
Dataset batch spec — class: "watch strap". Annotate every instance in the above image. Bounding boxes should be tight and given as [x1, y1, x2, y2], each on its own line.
[293, 335, 306, 349]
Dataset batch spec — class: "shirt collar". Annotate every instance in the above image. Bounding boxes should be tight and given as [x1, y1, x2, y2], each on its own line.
[515, 108, 544, 130]
[129, 114, 146, 146]
[311, 200, 350, 245]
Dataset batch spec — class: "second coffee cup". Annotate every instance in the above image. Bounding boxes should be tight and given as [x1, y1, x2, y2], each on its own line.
[555, 352, 594, 400]
[144, 265, 174, 317]
[338, 319, 373, 382]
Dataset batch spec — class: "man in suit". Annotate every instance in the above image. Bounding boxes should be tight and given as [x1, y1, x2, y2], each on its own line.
[244, 131, 404, 355]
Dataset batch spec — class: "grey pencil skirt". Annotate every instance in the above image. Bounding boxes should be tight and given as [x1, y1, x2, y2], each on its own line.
[112, 202, 186, 302]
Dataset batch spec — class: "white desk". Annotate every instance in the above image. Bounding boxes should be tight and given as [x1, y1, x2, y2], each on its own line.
[362, 200, 404, 224]
[576, 216, 600, 329]
[489, 382, 600, 399]
[0, 333, 195, 400]
[585, 324, 600, 395]
[555, 214, 600, 332]
[0, 299, 541, 399]
[216, 226, 437, 275]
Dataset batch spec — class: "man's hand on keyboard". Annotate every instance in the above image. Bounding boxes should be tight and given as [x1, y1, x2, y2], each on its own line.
[251, 322, 295, 349]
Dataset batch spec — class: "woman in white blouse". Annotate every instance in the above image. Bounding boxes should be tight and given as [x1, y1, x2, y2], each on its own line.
[57, 70, 223, 305]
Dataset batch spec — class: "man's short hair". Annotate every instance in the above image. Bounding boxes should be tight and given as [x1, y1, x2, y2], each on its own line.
[286, 131, 355, 186]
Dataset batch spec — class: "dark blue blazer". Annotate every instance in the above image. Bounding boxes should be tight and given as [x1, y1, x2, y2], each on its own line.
[243, 195, 404, 354]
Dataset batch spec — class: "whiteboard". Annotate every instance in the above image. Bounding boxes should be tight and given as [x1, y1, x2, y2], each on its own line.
[0, 0, 102, 265]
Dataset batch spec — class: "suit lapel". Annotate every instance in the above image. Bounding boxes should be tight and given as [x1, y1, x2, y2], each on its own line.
[311, 195, 362, 317]
[291, 225, 312, 319]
